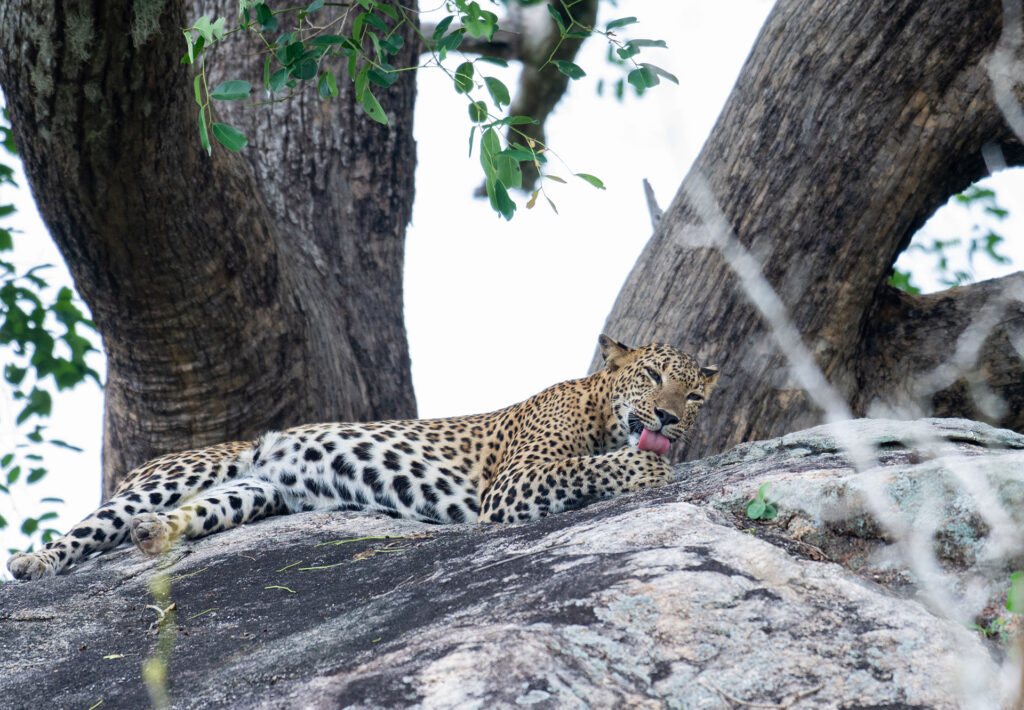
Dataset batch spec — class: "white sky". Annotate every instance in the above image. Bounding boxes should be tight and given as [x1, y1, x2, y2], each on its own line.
[1, 0, 1022, 561]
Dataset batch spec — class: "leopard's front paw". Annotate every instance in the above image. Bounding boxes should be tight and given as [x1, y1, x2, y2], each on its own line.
[7, 551, 56, 581]
[628, 454, 673, 491]
[130, 513, 174, 556]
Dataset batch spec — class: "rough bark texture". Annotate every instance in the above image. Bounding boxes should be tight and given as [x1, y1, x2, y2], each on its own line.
[600, 0, 1024, 460]
[2, 418, 1021, 709]
[0, 2, 419, 496]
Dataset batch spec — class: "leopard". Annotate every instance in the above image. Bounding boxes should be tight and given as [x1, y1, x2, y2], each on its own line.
[6, 335, 719, 581]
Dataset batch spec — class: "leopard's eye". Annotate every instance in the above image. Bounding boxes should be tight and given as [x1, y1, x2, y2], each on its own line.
[644, 367, 662, 385]
[687, 392, 704, 403]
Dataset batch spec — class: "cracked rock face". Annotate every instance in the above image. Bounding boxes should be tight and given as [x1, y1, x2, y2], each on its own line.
[1, 418, 1020, 709]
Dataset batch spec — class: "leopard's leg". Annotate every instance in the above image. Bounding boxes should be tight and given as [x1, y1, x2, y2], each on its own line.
[8, 442, 254, 580]
[478, 448, 672, 523]
[7, 493, 167, 580]
[130, 479, 288, 555]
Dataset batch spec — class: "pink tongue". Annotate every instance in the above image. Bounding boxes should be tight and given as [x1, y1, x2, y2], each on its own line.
[637, 428, 671, 456]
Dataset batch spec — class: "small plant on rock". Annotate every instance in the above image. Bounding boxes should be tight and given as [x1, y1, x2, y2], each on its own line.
[746, 482, 778, 521]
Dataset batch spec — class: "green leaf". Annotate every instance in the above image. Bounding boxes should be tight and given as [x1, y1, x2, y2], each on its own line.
[27, 467, 46, 484]
[7, 466, 20, 485]
[380, 34, 403, 55]
[487, 179, 516, 221]
[746, 498, 766, 519]
[368, 66, 398, 88]
[290, 58, 318, 81]
[464, 2, 498, 41]
[4, 364, 26, 385]
[436, 29, 463, 61]
[269, 67, 289, 94]
[1, 453, 12, 467]
[16, 388, 52, 424]
[454, 62, 474, 93]
[626, 38, 668, 50]
[468, 101, 488, 123]
[318, 71, 339, 98]
[627, 66, 659, 91]
[546, 4, 566, 33]
[193, 15, 214, 43]
[552, 60, 585, 80]
[544, 174, 566, 184]
[762, 503, 778, 520]
[198, 107, 211, 156]
[278, 40, 306, 66]
[255, 3, 278, 31]
[210, 80, 252, 101]
[575, 173, 605, 189]
[484, 77, 510, 108]
[606, 16, 638, 31]
[476, 56, 508, 67]
[361, 90, 389, 124]
[354, 64, 370, 100]
[757, 482, 772, 500]
[211, 123, 248, 151]
[485, 115, 536, 127]
[362, 12, 387, 33]
[193, 75, 203, 107]
[21, 517, 38, 536]
[0, 514, 5, 529]
[495, 154, 522, 190]
[0, 229, 12, 251]
[304, 0, 324, 13]
[432, 15, 455, 41]
[641, 62, 679, 85]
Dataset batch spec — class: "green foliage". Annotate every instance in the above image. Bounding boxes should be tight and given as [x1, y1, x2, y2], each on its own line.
[746, 482, 778, 521]
[890, 184, 1013, 293]
[182, 1, 674, 220]
[0, 107, 101, 556]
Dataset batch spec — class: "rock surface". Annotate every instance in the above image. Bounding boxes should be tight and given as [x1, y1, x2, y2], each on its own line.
[1, 418, 1021, 709]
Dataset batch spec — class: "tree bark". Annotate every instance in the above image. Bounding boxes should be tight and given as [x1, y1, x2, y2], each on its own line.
[600, 0, 1024, 459]
[0, 1, 419, 496]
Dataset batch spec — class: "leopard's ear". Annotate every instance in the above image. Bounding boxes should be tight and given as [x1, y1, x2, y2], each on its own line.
[598, 334, 632, 372]
[700, 365, 721, 392]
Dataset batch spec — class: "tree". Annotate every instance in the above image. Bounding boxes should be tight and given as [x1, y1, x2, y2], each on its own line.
[0, 1, 422, 496]
[599, 0, 1024, 459]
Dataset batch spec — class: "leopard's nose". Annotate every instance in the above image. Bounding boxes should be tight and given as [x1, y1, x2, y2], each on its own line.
[655, 408, 679, 427]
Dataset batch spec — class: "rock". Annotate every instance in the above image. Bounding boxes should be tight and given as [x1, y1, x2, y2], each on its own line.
[1, 418, 1020, 709]
[676, 418, 1024, 618]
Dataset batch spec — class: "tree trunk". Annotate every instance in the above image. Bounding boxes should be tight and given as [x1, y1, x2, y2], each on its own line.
[0, 1, 419, 496]
[600, 0, 1024, 459]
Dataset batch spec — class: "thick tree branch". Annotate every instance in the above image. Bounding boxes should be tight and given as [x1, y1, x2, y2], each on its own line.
[600, 0, 1024, 459]
[858, 274, 1024, 433]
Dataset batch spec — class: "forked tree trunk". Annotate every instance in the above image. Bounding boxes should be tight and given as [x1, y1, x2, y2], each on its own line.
[0, 1, 420, 496]
[601, 0, 1024, 459]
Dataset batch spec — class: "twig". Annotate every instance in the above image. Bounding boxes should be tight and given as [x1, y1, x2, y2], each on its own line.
[643, 178, 663, 230]
[698, 679, 824, 708]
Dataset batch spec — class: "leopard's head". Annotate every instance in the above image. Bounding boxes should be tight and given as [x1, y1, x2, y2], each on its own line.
[599, 334, 719, 456]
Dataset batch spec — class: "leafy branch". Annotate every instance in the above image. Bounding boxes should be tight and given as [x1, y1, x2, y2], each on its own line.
[181, 0, 675, 219]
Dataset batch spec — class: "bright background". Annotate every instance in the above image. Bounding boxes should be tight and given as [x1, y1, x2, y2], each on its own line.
[1, 1, 1022, 563]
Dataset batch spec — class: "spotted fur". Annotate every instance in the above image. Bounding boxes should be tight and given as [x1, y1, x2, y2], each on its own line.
[7, 336, 718, 581]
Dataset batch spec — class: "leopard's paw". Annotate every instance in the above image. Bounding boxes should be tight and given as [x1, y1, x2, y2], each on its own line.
[130, 513, 174, 556]
[7, 551, 56, 581]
